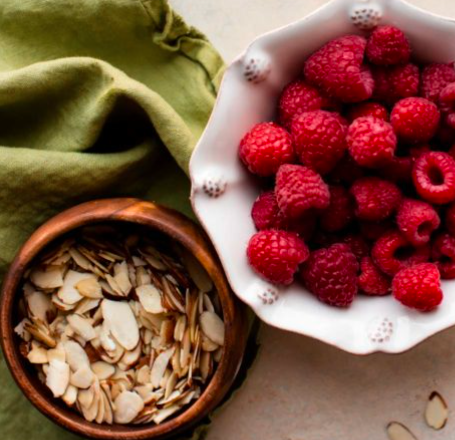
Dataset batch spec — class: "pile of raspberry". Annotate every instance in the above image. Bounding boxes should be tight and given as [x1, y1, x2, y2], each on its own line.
[241, 26, 455, 312]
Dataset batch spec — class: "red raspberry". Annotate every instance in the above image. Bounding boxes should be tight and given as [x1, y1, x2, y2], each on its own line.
[431, 233, 455, 279]
[378, 156, 413, 183]
[391, 98, 440, 144]
[330, 154, 365, 184]
[300, 243, 358, 307]
[247, 230, 309, 285]
[366, 25, 411, 65]
[239, 122, 295, 177]
[358, 257, 391, 296]
[275, 164, 330, 220]
[350, 177, 401, 221]
[439, 82, 455, 129]
[421, 62, 455, 103]
[320, 185, 354, 232]
[304, 35, 373, 103]
[278, 80, 322, 129]
[396, 198, 440, 246]
[372, 230, 430, 276]
[341, 234, 370, 260]
[251, 191, 286, 230]
[392, 263, 442, 311]
[347, 117, 397, 167]
[291, 110, 347, 175]
[412, 151, 455, 204]
[372, 64, 419, 105]
[445, 202, 455, 236]
[347, 102, 388, 122]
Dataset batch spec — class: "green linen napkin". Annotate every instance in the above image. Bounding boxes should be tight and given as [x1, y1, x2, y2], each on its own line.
[0, 0, 227, 438]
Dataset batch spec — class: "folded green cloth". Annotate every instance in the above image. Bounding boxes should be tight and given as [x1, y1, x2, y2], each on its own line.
[0, 0, 225, 438]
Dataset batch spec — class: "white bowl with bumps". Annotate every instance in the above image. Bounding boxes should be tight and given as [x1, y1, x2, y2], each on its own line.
[190, 0, 455, 354]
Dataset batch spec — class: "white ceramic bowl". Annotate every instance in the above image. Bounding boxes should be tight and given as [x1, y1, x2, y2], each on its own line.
[190, 0, 455, 354]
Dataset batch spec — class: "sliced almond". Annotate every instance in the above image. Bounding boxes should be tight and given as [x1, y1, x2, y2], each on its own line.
[24, 322, 56, 348]
[63, 339, 90, 371]
[30, 266, 64, 289]
[80, 382, 100, 422]
[201, 334, 219, 352]
[25, 290, 53, 322]
[174, 315, 187, 342]
[136, 365, 151, 385]
[114, 391, 144, 424]
[425, 391, 448, 430]
[62, 384, 78, 406]
[58, 270, 95, 305]
[153, 404, 181, 424]
[101, 299, 139, 350]
[75, 277, 103, 299]
[113, 261, 132, 296]
[101, 387, 113, 424]
[91, 361, 115, 380]
[200, 311, 224, 346]
[46, 359, 70, 397]
[47, 346, 66, 363]
[136, 285, 164, 314]
[75, 298, 100, 315]
[70, 365, 94, 389]
[151, 347, 175, 389]
[160, 319, 175, 346]
[27, 344, 48, 363]
[69, 248, 92, 270]
[387, 422, 418, 440]
[67, 314, 96, 341]
[136, 266, 151, 286]
[200, 351, 212, 382]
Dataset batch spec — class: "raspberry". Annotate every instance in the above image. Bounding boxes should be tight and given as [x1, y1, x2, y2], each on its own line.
[320, 185, 354, 232]
[366, 25, 411, 65]
[247, 230, 309, 285]
[372, 230, 430, 276]
[329, 154, 365, 184]
[251, 191, 286, 230]
[372, 64, 419, 105]
[341, 234, 370, 260]
[431, 233, 455, 279]
[347, 117, 397, 167]
[421, 62, 455, 103]
[359, 220, 394, 242]
[446, 202, 455, 236]
[300, 243, 358, 307]
[291, 110, 347, 175]
[350, 177, 401, 221]
[278, 80, 322, 129]
[239, 122, 295, 176]
[396, 198, 440, 246]
[391, 98, 440, 144]
[358, 257, 391, 296]
[347, 102, 388, 122]
[412, 151, 455, 204]
[392, 263, 442, 311]
[439, 82, 455, 129]
[304, 35, 373, 103]
[378, 156, 413, 183]
[275, 164, 330, 220]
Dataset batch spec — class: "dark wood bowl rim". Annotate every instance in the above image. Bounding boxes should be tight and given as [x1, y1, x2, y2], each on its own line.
[0, 198, 247, 440]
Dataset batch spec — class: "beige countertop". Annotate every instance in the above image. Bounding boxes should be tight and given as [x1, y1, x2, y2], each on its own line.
[169, 1, 455, 439]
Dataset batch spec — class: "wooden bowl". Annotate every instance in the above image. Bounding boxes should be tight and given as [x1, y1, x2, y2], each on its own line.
[0, 198, 248, 439]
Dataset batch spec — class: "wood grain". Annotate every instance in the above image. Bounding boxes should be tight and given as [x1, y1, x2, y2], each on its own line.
[0, 198, 248, 439]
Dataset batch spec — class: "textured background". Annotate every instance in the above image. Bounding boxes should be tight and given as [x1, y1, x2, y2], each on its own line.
[169, 1, 455, 439]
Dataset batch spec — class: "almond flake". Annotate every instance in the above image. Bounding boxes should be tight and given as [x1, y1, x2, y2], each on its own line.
[46, 359, 70, 397]
[58, 270, 95, 305]
[425, 391, 448, 430]
[200, 311, 224, 346]
[62, 384, 78, 406]
[91, 361, 115, 380]
[387, 422, 417, 440]
[114, 391, 144, 424]
[30, 266, 64, 289]
[27, 345, 48, 364]
[136, 285, 164, 314]
[75, 277, 103, 299]
[151, 347, 175, 389]
[70, 365, 94, 389]
[113, 261, 132, 296]
[67, 314, 96, 341]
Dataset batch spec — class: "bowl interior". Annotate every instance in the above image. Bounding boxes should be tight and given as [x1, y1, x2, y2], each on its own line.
[190, 0, 455, 354]
[1, 200, 246, 439]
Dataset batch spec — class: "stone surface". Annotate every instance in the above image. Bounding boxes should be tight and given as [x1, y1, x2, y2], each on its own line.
[169, 0, 455, 438]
